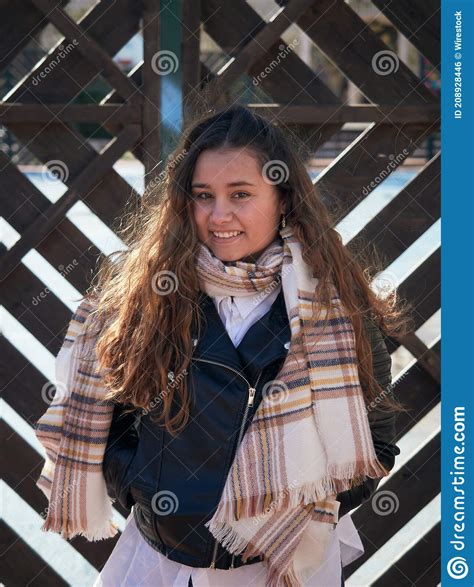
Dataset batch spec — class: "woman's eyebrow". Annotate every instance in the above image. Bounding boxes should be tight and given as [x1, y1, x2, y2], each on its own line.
[191, 180, 256, 188]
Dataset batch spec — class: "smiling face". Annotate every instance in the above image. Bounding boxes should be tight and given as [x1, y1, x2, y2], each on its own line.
[191, 148, 286, 263]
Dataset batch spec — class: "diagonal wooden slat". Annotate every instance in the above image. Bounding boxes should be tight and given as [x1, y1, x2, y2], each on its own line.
[1, 336, 71, 424]
[396, 248, 440, 331]
[31, 0, 140, 102]
[0, 0, 67, 73]
[348, 338, 440, 579]
[391, 341, 441, 438]
[397, 332, 440, 382]
[371, 0, 440, 70]
[213, 0, 319, 93]
[0, 418, 125, 569]
[2, 0, 142, 300]
[0, 151, 102, 295]
[295, 0, 437, 105]
[0, 520, 68, 586]
[202, 0, 345, 151]
[7, 0, 141, 104]
[0, 124, 141, 282]
[0, 265, 79, 354]
[315, 121, 440, 220]
[355, 153, 440, 267]
[274, 0, 441, 206]
[348, 434, 440, 572]
[372, 523, 440, 585]
[347, 153, 441, 382]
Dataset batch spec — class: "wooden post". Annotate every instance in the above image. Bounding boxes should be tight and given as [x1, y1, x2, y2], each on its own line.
[142, 0, 163, 187]
[142, 0, 183, 188]
[182, 0, 201, 126]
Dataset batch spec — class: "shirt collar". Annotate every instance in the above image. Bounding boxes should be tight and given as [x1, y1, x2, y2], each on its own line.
[214, 284, 281, 321]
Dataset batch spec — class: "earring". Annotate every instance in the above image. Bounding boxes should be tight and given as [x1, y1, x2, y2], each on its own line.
[281, 214, 286, 228]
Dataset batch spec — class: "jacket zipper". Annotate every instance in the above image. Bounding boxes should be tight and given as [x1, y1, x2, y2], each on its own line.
[192, 356, 262, 570]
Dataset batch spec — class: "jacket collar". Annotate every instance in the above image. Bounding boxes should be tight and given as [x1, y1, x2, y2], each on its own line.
[192, 288, 290, 374]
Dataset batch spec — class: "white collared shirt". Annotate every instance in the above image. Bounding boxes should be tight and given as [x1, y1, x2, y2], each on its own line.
[212, 285, 282, 347]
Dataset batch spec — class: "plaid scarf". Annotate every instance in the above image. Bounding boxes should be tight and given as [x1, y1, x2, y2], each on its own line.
[35, 299, 119, 541]
[197, 225, 389, 586]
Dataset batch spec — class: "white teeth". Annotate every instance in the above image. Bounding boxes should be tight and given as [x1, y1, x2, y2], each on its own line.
[212, 231, 242, 239]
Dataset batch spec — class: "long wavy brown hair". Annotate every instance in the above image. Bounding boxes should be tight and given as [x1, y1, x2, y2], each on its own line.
[80, 104, 412, 437]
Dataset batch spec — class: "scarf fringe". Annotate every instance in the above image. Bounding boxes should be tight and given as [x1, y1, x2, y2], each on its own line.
[40, 492, 119, 541]
[206, 462, 386, 561]
[211, 459, 388, 524]
[203, 520, 302, 587]
[40, 515, 119, 541]
[204, 519, 250, 556]
[268, 561, 301, 587]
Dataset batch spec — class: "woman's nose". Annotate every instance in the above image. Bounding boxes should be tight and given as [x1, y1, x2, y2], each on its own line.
[209, 200, 234, 222]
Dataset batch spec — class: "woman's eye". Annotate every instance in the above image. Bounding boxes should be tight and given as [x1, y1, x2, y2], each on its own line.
[192, 192, 250, 200]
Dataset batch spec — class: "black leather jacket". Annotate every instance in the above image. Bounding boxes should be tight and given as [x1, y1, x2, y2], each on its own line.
[103, 288, 400, 570]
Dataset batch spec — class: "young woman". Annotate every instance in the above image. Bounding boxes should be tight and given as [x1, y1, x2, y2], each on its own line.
[36, 105, 407, 586]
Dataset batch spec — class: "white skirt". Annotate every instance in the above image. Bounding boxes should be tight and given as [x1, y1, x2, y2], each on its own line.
[93, 507, 363, 587]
